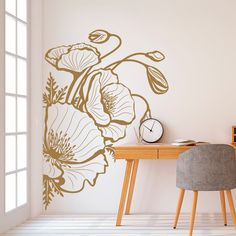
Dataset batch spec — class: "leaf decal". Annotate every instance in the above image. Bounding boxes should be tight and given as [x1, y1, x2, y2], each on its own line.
[43, 177, 54, 210]
[43, 74, 68, 106]
[147, 66, 168, 94]
[43, 176, 64, 210]
[54, 86, 68, 104]
[43, 74, 58, 106]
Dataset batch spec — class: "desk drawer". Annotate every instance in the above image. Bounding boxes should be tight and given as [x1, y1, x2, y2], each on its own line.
[159, 148, 189, 159]
[115, 149, 157, 159]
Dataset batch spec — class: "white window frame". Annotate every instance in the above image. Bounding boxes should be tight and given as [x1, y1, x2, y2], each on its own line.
[0, 0, 31, 233]
[4, 0, 30, 214]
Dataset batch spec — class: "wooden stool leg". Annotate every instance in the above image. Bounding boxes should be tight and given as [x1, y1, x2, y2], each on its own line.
[226, 190, 236, 229]
[173, 189, 185, 229]
[116, 160, 133, 226]
[125, 160, 139, 215]
[219, 191, 227, 226]
[189, 191, 198, 236]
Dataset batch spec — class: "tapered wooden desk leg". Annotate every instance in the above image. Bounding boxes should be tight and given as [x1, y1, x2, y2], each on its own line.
[125, 160, 139, 215]
[173, 189, 185, 229]
[189, 191, 198, 236]
[220, 191, 227, 226]
[226, 190, 236, 229]
[116, 160, 133, 226]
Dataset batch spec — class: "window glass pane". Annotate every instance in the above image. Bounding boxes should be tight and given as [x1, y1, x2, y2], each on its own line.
[5, 96, 16, 133]
[5, 135, 16, 173]
[5, 54, 16, 93]
[5, 0, 16, 16]
[17, 97, 27, 132]
[17, 170, 27, 207]
[17, 0, 27, 21]
[17, 58, 27, 95]
[5, 15, 16, 54]
[17, 134, 27, 169]
[17, 22, 27, 58]
[5, 173, 16, 212]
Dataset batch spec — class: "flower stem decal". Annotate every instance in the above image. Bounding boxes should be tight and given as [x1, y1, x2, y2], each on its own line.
[43, 29, 169, 209]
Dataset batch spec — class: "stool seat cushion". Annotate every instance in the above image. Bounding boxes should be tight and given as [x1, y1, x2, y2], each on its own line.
[176, 144, 236, 191]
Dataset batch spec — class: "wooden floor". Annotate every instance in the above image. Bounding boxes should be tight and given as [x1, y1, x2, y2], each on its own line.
[1, 214, 235, 236]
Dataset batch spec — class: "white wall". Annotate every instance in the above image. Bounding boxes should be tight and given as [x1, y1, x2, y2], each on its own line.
[30, 0, 43, 217]
[42, 0, 236, 213]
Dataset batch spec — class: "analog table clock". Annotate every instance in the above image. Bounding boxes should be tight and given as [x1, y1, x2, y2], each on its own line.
[139, 118, 164, 143]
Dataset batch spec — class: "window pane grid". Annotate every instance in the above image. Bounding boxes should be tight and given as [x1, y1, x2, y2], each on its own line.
[5, 168, 27, 176]
[5, 51, 27, 60]
[5, 54, 16, 93]
[17, 170, 27, 206]
[5, 93, 27, 98]
[5, 173, 16, 212]
[4, 0, 28, 213]
[5, 95, 16, 133]
[5, 0, 16, 16]
[5, 14, 27, 58]
[5, 131, 27, 135]
[5, 14, 16, 54]
[5, 11, 27, 24]
[17, 0, 27, 22]
[17, 134, 27, 169]
[5, 135, 16, 173]
[17, 21, 27, 58]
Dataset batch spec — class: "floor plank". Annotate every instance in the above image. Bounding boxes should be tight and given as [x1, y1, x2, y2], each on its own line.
[1, 214, 235, 236]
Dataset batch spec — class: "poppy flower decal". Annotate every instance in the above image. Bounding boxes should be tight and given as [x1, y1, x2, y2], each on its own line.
[45, 43, 101, 75]
[43, 29, 169, 209]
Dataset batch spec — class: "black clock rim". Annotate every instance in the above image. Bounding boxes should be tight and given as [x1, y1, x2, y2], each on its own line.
[139, 118, 164, 143]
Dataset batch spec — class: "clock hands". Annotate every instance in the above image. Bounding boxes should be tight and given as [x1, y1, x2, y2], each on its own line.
[144, 121, 156, 133]
[144, 124, 152, 132]
[150, 121, 156, 132]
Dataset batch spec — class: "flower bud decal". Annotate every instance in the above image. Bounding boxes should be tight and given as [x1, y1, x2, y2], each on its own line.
[147, 66, 168, 94]
[89, 30, 110, 44]
[146, 50, 165, 62]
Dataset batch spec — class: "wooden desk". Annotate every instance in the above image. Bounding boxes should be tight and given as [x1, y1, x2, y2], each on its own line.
[114, 144, 192, 226]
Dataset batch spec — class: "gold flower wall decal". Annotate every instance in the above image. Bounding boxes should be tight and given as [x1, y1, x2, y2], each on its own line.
[146, 50, 165, 62]
[43, 29, 169, 209]
[89, 29, 111, 43]
[43, 103, 108, 208]
[84, 69, 135, 142]
[45, 43, 101, 75]
[147, 66, 169, 94]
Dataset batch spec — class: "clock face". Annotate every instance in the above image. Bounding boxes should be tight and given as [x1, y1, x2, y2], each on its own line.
[139, 118, 163, 143]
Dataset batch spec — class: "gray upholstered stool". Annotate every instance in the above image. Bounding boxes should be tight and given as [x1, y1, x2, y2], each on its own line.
[173, 144, 236, 236]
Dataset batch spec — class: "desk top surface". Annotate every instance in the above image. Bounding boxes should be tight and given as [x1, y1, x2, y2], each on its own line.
[113, 143, 236, 160]
[114, 143, 236, 149]
[114, 143, 198, 149]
